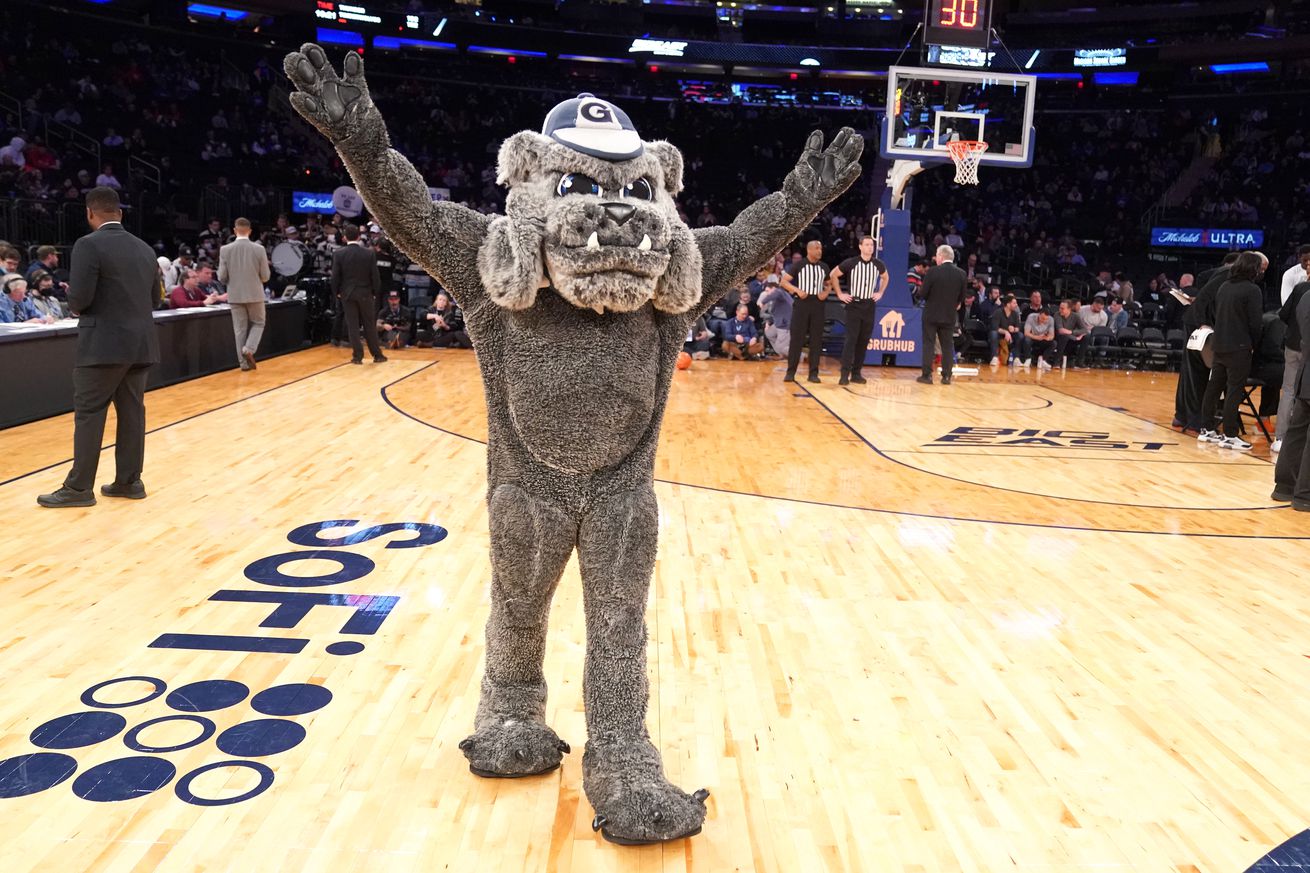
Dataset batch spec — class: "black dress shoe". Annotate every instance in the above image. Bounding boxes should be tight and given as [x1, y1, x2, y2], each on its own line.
[102, 480, 147, 499]
[782, 373, 796, 383]
[350, 358, 364, 365]
[373, 354, 388, 363]
[941, 376, 952, 385]
[37, 486, 96, 508]
[838, 374, 850, 385]
[916, 375, 933, 385]
[850, 374, 867, 384]
[807, 374, 821, 384]
[1271, 489, 1293, 502]
[1293, 500, 1310, 513]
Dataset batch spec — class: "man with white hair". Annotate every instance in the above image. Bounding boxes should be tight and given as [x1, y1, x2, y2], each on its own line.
[917, 244, 967, 385]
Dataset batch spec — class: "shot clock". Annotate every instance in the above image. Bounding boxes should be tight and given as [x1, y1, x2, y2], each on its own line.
[923, 0, 993, 50]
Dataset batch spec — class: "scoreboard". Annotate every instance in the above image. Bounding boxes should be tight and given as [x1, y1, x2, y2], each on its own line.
[923, 0, 992, 50]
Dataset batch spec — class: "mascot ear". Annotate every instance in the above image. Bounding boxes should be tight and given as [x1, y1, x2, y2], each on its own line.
[645, 140, 685, 198]
[497, 131, 553, 188]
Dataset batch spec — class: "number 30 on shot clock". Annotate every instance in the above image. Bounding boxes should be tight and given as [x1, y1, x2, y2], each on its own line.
[924, 0, 992, 49]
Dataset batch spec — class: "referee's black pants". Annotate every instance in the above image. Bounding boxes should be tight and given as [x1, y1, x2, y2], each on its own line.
[840, 299, 876, 378]
[786, 297, 825, 378]
[921, 320, 956, 380]
[1173, 347, 1208, 430]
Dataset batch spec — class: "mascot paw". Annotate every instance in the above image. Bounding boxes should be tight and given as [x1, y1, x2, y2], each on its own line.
[784, 127, 864, 208]
[583, 739, 709, 845]
[283, 43, 378, 144]
[459, 720, 570, 778]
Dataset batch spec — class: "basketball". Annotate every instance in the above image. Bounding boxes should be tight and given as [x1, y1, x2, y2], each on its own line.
[676, 351, 692, 370]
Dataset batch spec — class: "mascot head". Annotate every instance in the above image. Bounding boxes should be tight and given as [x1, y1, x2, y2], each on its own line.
[482, 93, 701, 314]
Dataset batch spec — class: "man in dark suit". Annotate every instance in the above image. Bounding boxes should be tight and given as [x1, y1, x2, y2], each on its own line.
[331, 222, 386, 364]
[917, 244, 967, 385]
[38, 188, 160, 507]
[1273, 289, 1310, 510]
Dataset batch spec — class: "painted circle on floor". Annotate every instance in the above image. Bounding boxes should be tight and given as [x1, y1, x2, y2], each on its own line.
[123, 715, 217, 754]
[70, 756, 176, 802]
[30, 712, 128, 750]
[81, 676, 167, 709]
[215, 719, 306, 757]
[250, 683, 333, 717]
[0, 753, 78, 798]
[165, 680, 250, 713]
[175, 760, 275, 807]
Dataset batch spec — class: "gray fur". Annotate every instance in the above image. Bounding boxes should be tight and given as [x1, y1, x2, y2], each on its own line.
[285, 44, 862, 843]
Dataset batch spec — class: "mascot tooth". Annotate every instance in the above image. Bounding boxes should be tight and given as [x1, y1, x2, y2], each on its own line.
[284, 46, 864, 846]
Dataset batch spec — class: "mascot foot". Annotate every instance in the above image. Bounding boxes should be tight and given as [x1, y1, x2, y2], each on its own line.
[459, 720, 570, 778]
[583, 738, 709, 845]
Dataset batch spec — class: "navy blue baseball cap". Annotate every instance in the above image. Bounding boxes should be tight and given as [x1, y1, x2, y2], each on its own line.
[541, 93, 643, 161]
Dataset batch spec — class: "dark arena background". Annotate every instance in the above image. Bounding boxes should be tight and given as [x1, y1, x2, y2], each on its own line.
[2, 0, 1310, 870]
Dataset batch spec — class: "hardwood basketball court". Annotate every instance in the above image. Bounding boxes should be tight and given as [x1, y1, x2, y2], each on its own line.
[1, 347, 1306, 872]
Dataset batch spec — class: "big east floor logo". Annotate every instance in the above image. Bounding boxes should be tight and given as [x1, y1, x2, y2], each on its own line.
[0, 519, 444, 806]
[928, 427, 1175, 451]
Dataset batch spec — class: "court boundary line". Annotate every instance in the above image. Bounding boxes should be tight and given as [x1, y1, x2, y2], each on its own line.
[885, 449, 1264, 466]
[0, 361, 351, 489]
[379, 364, 1310, 541]
[840, 386, 1055, 411]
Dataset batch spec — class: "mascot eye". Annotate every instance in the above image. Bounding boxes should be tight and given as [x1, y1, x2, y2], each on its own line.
[621, 178, 654, 200]
[556, 173, 602, 197]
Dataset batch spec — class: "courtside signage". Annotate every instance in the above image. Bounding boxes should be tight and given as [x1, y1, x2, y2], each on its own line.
[1150, 227, 1264, 249]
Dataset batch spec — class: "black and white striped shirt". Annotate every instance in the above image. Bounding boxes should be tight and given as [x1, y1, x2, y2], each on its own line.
[785, 259, 828, 298]
[837, 256, 888, 301]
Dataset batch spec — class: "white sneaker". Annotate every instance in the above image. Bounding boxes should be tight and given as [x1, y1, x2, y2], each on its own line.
[692, 350, 709, 360]
[990, 357, 999, 366]
[1038, 358, 1052, 371]
[1197, 429, 1219, 443]
[1020, 359, 1030, 369]
[1221, 435, 1253, 451]
[1271, 439, 1282, 453]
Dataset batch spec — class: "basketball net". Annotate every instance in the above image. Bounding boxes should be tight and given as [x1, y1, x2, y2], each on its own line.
[947, 140, 988, 186]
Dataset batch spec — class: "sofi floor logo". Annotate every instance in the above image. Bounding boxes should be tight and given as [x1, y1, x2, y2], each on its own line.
[0, 519, 445, 806]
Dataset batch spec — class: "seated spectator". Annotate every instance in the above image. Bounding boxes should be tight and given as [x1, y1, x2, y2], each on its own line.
[25, 246, 66, 297]
[732, 287, 760, 326]
[195, 263, 227, 302]
[417, 291, 470, 348]
[0, 137, 26, 170]
[0, 274, 44, 323]
[198, 218, 227, 257]
[1021, 290, 1046, 322]
[169, 268, 219, 308]
[1107, 298, 1129, 334]
[1055, 300, 1085, 364]
[1023, 307, 1056, 370]
[684, 317, 713, 360]
[978, 286, 1003, 324]
[721, 303, 762, 360]
[376, 290, 412, 349]
[758, 276, 791, 359]
[1080, 297, 1109, 333]
[28, 272, 66, 320]
[0, 246, 20, 276]
[989, 293, 1022, 366]
[95, 163, 123, 190]
[165, 246, 195, 289]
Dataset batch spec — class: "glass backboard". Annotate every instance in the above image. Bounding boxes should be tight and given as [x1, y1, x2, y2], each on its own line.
[880, 65, 1036, 167]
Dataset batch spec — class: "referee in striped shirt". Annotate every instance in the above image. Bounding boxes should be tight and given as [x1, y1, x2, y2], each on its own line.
[829, 235, 889, 385]
[780, 239, 830, 383]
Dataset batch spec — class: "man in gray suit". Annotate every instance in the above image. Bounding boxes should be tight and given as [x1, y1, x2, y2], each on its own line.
[218, 217, 271, 370]
[38, 187, 159, 507]
[1273, 289, 1310, 511]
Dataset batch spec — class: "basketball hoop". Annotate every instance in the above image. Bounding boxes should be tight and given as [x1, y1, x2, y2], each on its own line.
[946, 140, 988, 186]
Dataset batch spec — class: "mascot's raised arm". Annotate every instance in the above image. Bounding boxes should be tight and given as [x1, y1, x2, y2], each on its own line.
[286, 43, 862, 845]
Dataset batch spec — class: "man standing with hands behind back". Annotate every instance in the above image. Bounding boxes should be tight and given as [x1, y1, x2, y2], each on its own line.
[917, 244, 967, 385]
[219, 217, 271, 371]
[38, 187, 159, 507]
[331, 222, 386, 364]
[779, 239, 829, 383]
